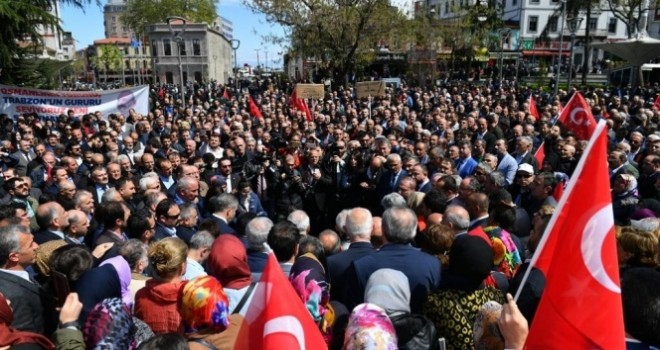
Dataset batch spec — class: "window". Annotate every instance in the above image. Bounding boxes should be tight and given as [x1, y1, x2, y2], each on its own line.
[512, 0, 517, 5]
[528, 16, 538, 32]
[112, 16, 116, 23]
[548, 16, 558, 32]
[608, 18, 617, 33]
[444, 1, 449, 13]
[163, 39, 171, 56]
[165, 71, 173, 84]
[194, 71, 202, 83]
[530, 0, 539, 4]
[193, 39, 201, 56]
[125, 60, 130, 69]
[151, 40, 158, 56]
[588, 18, 597, 31]
[179, 40, 186, 56]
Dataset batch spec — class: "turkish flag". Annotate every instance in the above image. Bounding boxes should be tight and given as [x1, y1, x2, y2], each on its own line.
[529, 96, 540, 120]
[289, 88, 313, 121]
[524, 120, 625, 349]
[557, 92, 597, 141]
[248, 95, 263, 119]
[534, 143, 546, 168]
[654, 95, 660, 109]
[233, 253, 326, 350]
[223, 89, 231, 100]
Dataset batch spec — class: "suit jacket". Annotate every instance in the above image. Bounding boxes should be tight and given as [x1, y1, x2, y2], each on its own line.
[154, 224, 178, 242]
[11, 150, 36, 176]
[29, 166, 48, 190]
[417, 180, 432, 194]
[327, 241, 375, 305]
[86, 184, 108, 205]
[346, 243, 441, 313]
[34, 230, 65, 245]
[456, 157, 478, 178]
[377, 169, 408, 201]
[237, 192, 268, 217]
[512, 151, 538, 171]
[0, 270, 44, 333]
[210, 215, 237, 236]
[497, 153, 518, 186]
[175, 225, 196, 245]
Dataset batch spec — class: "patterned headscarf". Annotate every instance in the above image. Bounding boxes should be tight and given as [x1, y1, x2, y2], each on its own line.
[289, 253, 334, 344]
[34, 239, 67, 278]
[178, 276, 230, 335]
[289, 253, 330, 322]
[100, 256, 133, 306]
[83, 298, 136, 350]
[344, 303, 397, 350]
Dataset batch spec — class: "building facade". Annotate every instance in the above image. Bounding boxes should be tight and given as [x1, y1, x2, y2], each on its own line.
[104, 0, 132, 38]
[146, 22, 233, 84]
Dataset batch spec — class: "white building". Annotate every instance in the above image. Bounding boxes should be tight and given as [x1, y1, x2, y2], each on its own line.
[33, 0, 68, 61]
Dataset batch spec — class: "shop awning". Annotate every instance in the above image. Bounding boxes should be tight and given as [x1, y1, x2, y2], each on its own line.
[522, 50, 569, 57]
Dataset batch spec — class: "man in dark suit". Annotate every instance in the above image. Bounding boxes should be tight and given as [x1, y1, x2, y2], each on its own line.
[86, 166, 110, 205]
[11, 140, 36, 177]
[94, 202, 130, 251]
[355, 156, 384, 213]
[465, 192, 491, 231]
[411, 163, 432, 193]
[153, 199, 181, 241]
[327, 207, 376, 305]
[608, 150, 640, 187]
[216, 157, 241, 194]
[376, 153, 408, 204]
[346, 207, 441, 313]
[176, 203, 198, 244]
[156, 158, 177, 197]
[34, 202, 69, 245]
[28, 152, 57, 190]
[0, 224, 44, 333]
[512, 136, 538, 171]
[208, 193, 238, 236]
[472, 117, 497, 154]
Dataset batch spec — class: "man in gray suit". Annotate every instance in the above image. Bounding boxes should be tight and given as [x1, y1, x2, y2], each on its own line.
[0, 225, 43, 333]
[11, 140, 36, 177]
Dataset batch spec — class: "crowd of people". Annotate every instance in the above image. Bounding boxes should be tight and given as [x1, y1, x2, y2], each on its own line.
[0, 77, 659, 350]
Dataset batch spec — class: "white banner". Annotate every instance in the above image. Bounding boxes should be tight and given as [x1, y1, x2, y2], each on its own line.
[0, 85, 149, 119]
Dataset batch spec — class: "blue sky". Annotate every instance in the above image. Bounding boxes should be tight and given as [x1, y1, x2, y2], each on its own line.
[60, 0, 286, 68]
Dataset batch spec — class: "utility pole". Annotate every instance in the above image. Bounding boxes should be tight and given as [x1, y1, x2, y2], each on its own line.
[255, 49, 260, 69]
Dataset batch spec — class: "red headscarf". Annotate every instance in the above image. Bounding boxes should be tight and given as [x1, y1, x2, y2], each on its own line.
[0, 293, 55, 349]
[207, 234, 252, 289]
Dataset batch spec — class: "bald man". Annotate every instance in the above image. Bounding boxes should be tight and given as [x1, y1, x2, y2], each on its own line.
[34, 202, 69, 244]
[441, 205, 470, 237]
[465, 192, 490, 231]
[426, 212, 443, 227]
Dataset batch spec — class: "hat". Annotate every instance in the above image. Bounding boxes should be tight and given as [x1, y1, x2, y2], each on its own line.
[516, 163, 534, 175]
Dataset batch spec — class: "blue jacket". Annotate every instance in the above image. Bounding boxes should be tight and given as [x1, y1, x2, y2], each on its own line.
[327, 241, 376, 305]
[237, 192, 268, 217]
[346, 243, 441, 313]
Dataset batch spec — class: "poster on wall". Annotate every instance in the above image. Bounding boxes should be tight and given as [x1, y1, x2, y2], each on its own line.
[0, 85, 149, 120]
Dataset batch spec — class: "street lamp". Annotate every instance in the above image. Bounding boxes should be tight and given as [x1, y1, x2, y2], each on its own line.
[167, 16, 187, 110]
[476, 0, 488, 22]
[566, 17, 583, 90]
[498, 28, 511, 82]
[554, 0, 567, 97]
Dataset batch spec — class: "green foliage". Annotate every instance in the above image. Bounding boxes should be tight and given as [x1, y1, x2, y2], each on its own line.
[91, 45, 124, 82]
[122, 0, 218, 34]
[246, 0, 409, 83]
[1, 55, 73, 89]
[604, 0, 648, 38]
[0, 0, 97, 73]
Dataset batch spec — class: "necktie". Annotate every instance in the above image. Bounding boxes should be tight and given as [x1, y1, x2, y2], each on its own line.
[258, 174, 267, 199]
[391, 172, 398, 189]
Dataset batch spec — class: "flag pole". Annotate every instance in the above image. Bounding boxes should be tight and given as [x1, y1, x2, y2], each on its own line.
[514, 119, 608, 302]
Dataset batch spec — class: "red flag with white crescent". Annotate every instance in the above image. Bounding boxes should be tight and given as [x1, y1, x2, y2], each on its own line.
[248, 95, 263, 119]
[233, 253, 326, 350]
[557, 93, 597, 141]
[524, 120, 624, 349]
[529, 96, 540, 120]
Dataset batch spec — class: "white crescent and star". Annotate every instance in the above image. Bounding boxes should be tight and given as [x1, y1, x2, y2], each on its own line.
[263, 316, 306, 350]
[580, 204, 620, 294]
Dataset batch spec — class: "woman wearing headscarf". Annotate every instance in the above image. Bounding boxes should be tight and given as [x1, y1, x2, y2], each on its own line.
[83, 298, 136, 350]
[343, 303, 398, 350]
[178, 276, 232, 350]
[0, 293, 55, 350]
[289, 252, 341, 347]
[99, 256, 133, 307]
[207, 234, 254, 315]
[612, 174, 640, 225]
[423, 234, 505, 350]
[364, 269, 438, 350]
[74, 259, 122, 324]
[134, 237, 188, 334]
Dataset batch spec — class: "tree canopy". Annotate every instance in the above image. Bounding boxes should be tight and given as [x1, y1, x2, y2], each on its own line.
[246, 0, 410, 84]
[122, 0, 218, 35]
[0, 0, 95, 72]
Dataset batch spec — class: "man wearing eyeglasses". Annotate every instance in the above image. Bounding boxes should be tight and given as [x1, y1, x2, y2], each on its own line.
[153, 199, 181, 242]
[4, 177, 39, 231]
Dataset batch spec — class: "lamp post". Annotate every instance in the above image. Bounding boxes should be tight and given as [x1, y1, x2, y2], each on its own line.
[167, 16, 187, 110]
[498, 28, 511, 82]
[566, 17, 583, 90]
[554, 0, 567, 97]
